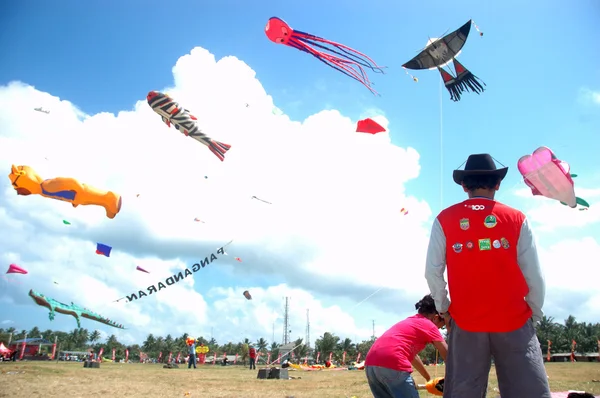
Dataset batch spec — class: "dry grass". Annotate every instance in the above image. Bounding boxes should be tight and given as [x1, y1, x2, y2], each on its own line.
[0, 361, 598, 398]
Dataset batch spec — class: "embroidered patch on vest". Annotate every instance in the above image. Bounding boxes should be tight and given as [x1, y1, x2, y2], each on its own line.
[500, 237, 510, 249]
[484, 215, 497, 228]
[492, 239, 501, 249]
[466, 241, 474, 250]
[452, 243, 463, 253]
[478, 238, 491, 251]
[459, 218, 470, 230]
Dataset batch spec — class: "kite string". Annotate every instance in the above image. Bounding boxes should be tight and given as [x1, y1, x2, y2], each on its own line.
[439, 75, 444, 210]
[262, 286, 385, 367]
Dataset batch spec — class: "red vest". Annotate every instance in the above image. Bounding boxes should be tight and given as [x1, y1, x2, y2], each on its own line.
[437, 198, 532, 332]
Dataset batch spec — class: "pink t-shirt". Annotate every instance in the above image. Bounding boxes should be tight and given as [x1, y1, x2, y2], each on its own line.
[365, 314, 444, 372]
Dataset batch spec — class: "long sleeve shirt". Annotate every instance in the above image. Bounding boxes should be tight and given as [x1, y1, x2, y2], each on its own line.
[425, 217, 546, 323]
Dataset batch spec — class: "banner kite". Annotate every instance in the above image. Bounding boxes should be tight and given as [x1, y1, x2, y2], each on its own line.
[116, 241, 233, 302]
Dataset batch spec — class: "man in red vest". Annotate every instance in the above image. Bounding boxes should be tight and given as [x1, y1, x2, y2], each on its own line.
[248, 346, 257, 370]
[425, 154, 551, 398]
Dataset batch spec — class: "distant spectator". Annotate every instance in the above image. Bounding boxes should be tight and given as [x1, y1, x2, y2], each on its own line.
[248, 346, 257, 370]
[188, 342, 197, 369]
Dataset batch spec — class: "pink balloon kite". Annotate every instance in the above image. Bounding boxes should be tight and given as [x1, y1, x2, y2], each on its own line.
[517, 146, 589, 210]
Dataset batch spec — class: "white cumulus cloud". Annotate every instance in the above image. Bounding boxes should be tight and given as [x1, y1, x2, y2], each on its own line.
[513, 187, 600, 231]
[0, 47, 430, 345]
[579, 87, 600, 106]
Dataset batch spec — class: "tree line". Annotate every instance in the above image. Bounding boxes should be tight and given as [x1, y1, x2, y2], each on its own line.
[1, 315, 597, 364]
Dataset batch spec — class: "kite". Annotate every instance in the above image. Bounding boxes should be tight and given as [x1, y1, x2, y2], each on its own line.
[234, 257, 242, 262]
[136, 266, 149, 274]
[356, 118, 386, 134]
[400, 207, 408, 216]
[147, 91, 232, 161]
[402, 20, 485, 102]
[116, 241, 233, 303]
[417, 377, 444, 396]
[62, 220, 71, 225]
[29, 289, 125, 329]
[251, 196, 272, 204]
[517, 146, 589, 210]
[6, 264, 27, 275]
[243, 290, 252, 300]
[8, 165, 122, 219]
[193, 218, 205, 223]
[96, 243, 112, 257]
[264, 17, 385, 95]
[34, 107, 50, 114]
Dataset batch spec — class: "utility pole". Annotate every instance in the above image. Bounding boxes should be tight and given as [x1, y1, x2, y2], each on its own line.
[282, 297, 290, 345]
[305, 308, 310, 349]
[372, 320, 375, 339]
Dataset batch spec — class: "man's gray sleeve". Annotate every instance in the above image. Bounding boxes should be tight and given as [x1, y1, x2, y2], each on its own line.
[516, 218, 545, 323]
[425, 218, 450, 313]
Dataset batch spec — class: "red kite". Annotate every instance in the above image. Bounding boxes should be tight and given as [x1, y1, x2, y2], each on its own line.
[356, 118, 386, 134]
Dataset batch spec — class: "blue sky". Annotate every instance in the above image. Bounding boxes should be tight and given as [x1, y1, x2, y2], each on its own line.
[3, 0, 598, 210]
[1, 0, 599, 342]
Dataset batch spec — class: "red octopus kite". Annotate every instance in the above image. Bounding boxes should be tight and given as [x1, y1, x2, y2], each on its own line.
[265, 17, 385, 95]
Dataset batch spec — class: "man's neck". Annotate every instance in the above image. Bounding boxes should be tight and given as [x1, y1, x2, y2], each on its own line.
[468, 189, 495, 200]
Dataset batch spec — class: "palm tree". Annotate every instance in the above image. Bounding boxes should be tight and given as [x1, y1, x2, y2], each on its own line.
[269, 342, 280, 361]
[142, 334, 156, 357]
[28, 327, 41, 339]
[89, 330, 101, 345]
[314, 332, 340, 362]
[256, 337, 268, 353]
[336, 337, 355, 362]
[537, 316, 556, 352]
[292, 338, 308, 358]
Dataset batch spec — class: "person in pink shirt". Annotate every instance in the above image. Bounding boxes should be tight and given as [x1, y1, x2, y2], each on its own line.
[365, 294, 448, 398]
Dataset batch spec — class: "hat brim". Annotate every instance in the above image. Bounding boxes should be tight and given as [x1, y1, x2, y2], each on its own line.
[453, 167, 508, 185]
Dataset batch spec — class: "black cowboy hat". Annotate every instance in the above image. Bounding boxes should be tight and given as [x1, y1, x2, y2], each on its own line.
[453, 154, 508, 185]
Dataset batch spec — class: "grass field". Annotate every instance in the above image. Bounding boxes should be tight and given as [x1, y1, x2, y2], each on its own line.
[0, 361, 599, 397]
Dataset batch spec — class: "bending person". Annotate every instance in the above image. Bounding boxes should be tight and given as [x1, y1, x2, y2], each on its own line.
[364, 294, 448, 398]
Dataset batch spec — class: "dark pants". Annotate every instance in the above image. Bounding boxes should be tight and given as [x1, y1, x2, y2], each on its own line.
[188, 354, 196, 369]
[444, 319, 551, 398]
[249, 357, 256, 369]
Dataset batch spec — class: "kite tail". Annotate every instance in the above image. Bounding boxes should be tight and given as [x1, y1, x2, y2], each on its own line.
[438, 67, 461, 101]
[208, 140, 232, 162]
[452, 59, 486, 95]
[289, 37, 379, 95]
[295, 33, 385, 74]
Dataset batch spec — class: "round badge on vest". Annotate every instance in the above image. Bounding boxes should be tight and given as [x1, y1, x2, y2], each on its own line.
[484, 215, 497, 228]
[500, 237, 510, 249]
[453, 243, 463, 253]
[466, 241, 474, 250]
[492, 239, 501, 249]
